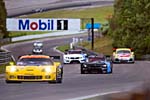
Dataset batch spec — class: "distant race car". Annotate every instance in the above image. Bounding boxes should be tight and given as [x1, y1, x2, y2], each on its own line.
[5, 55, 63, 83]
[80, 55, 113, 74]
[32, 41, 43, 54]
[63, 49, 87, 64]
[112, 48, 135, 63]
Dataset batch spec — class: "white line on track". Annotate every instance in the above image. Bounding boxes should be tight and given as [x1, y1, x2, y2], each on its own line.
[66, 91, 121, 100]
[146, 61, 150, 63]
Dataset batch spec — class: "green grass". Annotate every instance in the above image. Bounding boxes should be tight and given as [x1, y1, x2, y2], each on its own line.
[56, 44, 70, 52]
[80, 36, 113, 55]
[21, 6, 113, 23]
[57, 36, 113, 55]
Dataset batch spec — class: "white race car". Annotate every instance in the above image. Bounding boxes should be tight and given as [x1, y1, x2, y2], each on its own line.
[112, 48, 135, 63]
[32, 41, 43, 54]
[63, 49, 87, 64]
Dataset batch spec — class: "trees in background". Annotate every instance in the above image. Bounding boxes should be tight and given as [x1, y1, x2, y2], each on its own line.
[109, 0, 150, 56]
[0, 0, 8, 38]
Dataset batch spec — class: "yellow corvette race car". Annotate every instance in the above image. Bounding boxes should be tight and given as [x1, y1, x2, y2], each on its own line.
[112, 48, 135, 63]
[5, 55, 63, 83]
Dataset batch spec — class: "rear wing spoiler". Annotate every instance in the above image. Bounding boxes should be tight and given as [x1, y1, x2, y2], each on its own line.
[113, 48, 134, 52]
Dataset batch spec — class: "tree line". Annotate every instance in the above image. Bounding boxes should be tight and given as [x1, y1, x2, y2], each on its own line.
[109, 0, 150, 57]
[0, 0, 8, 38]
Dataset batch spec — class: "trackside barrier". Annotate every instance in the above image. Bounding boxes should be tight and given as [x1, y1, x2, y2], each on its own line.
[0, 52, 13, 64]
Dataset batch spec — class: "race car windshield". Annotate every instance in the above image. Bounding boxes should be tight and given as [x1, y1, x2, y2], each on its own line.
[33, 42, 43, 47]
[117, 50, 130, 54]
[88, 57, 104, 62]
[68, 50, 82, 54]
[92, 60, 104, 63]
[17, 58, 53, 66]
[34, 46, 42, 49]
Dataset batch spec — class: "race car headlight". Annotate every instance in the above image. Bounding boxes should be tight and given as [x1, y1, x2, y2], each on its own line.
[102, 65, 107, 68]
[84, 64, 87, 67]
[45, 67, 51, 73]
[10, 66, 17, 72]
[65, 57, 69, 59]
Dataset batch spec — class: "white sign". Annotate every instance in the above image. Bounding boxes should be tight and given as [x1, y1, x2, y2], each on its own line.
[7, 18, 81, 31]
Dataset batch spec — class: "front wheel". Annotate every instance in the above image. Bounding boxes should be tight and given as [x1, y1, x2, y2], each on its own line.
[81, 67, 86, 74]
[48, 77, 62, 84]
[56, 77, 62, 83]
[48, 68, 63, 84]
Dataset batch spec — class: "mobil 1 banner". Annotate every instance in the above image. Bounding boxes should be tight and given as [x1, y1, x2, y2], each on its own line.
[7, 18, 81, 31]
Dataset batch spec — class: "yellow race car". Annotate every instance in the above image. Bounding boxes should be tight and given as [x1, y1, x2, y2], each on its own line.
[112, 48, 135, 63]
[5, 55, 63, 83]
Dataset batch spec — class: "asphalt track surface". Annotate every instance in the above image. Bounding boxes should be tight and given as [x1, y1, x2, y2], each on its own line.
[1, 35, 150, 100]
[4, 0, 114, 17]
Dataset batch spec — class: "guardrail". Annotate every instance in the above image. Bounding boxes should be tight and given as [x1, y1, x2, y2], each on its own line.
[0, 52, 13, 64]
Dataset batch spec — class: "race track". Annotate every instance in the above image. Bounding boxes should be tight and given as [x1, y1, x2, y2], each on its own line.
[1, 0, 150, 100]
[0, 35, 150, 100]
[4, 0, 114, 17]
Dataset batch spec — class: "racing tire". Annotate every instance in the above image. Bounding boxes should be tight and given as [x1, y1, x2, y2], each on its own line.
[56, 77, 62, 83]
[48, 69, 63, 84]
[48, 77, 62, 84]
[131, 61, 135, 64]
[81, 67, 85, 74]
[56, 67, 63, 83]
[63, 62, 67, 64]
[56, 73, 63, 83]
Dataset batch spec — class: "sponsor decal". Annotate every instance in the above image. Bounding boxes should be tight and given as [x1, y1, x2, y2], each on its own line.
[7, 18, 81, 31]
[18, 19, 54, 31]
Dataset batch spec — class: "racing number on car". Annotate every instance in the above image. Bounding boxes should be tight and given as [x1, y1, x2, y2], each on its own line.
[57, 20, 68, 30]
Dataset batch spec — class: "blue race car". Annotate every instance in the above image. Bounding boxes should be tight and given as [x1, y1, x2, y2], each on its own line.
[81, 55, 113, 74]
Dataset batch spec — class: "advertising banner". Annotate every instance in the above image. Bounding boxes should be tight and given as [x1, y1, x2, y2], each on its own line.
[7, 18, 81, 31]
